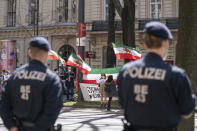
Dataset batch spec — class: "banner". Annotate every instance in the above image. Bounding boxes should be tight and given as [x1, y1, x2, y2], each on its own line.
[81, 67, 121, 84]
[80, 83, 101, 101]
[80, 67, 120, 101]
[0, 40, 15, 72]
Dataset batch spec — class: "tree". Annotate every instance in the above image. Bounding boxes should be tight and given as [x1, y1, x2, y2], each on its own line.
[113, 0, 135, 63]
[106, 0, 116, 68]
[113, 0, 135, 48]
[176, 0, 197, 130]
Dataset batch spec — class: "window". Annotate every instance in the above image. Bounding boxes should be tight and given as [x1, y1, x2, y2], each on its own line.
[102, 46, 116, 68]
[150, 0, 162, 19]
[104, 0, 109, 21]
[72, 0, 76, 15]
[7, 0, 16, 26]
[58, 0, 68, 22]
[29, 0, 36, 25]
[58, 45, 75, 62]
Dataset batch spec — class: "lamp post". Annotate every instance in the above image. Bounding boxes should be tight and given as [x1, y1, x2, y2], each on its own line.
[36, 0, 39, 36]
[31, 0, 39, 36]
[77, 0, 85, 100]
[30, 2, 36, 36]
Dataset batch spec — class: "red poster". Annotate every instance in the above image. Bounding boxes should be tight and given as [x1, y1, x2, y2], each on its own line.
[76, 23, 86, 46]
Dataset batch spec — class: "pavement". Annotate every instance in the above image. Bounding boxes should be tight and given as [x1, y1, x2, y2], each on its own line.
[1, 107, 197, 131]
[0, 107, 124, 131]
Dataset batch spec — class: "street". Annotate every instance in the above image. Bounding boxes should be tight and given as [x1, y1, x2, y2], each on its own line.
[1, 107, 197, 131]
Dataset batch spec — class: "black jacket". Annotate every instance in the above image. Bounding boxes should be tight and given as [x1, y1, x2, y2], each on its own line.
[105, 81, 116, 97]
[65, 71, 75, 88]
[117, 53, 195, 129]
[0, 60, 63, 131]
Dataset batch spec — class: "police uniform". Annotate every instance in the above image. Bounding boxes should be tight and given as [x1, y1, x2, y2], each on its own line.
[117, 22, 195, 131]
[0, 37, 63, 131]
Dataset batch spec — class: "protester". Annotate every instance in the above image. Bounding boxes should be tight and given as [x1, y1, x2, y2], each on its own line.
[55, 68, 67, 101]
[2, 70, 11, 83]
[54, 68, 59, 77]
[0, 71, 3, 91]
[105, 75, 116, 111]
[97, 73, 107, 108]
[65, 66, 75, 101]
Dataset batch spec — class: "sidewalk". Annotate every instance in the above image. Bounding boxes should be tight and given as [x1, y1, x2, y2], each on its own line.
[0, 107, 197, 131]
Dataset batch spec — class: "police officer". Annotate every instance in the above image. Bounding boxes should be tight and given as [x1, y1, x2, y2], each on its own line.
[0, 37, 63, 131]
[117, 21, 195, 131]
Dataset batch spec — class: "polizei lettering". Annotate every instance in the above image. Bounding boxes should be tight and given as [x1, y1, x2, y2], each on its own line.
[123, 67, 166, 80]
[14, 70, 46, 81]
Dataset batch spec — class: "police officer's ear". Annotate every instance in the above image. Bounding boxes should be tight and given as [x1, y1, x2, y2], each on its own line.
[144, 42, 148, 49]
[28, 48, 32, 58]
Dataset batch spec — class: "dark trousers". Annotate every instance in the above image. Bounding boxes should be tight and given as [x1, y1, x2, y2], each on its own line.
[123, 126, 177, 131]
[107, 97, 112, 110]
[18, 127, 50, 131]
[67, 87, 74, 100]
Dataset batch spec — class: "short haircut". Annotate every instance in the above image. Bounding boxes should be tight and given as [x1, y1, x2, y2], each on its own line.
[144, 34, 167, 49]
[29, 46, 48, 57]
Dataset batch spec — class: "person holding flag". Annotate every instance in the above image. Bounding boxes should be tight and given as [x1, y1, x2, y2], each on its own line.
[65, 67, 75, 101]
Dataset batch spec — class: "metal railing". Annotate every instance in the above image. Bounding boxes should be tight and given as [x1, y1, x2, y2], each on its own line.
[92, 21, 122, 31]
[91, 17, 178, 31]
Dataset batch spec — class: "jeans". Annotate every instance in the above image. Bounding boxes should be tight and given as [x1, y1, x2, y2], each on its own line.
[67, 87, 74, 100]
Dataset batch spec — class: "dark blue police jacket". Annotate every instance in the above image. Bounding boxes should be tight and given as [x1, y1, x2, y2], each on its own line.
[0, 60, 63, 131]
[117, 53, 195, 129]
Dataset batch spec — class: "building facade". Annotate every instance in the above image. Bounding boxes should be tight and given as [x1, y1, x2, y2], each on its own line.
[0, 0, 179, 71]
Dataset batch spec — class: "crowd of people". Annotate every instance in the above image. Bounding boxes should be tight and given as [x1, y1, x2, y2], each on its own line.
[54, 66, 76, 101]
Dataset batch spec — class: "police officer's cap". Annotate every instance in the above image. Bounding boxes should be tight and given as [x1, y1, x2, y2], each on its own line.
[29, 37, 51, 51]
[144, 21, 173, 40]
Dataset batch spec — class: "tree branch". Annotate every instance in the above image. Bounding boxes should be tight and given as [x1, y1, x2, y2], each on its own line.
[112, 0, 123, 18]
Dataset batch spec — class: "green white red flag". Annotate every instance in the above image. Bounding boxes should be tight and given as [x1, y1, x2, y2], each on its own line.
[81, 67, 120, 85]
[48, 50, 66, 65]
[67, 52, 91, 74]
[77, 50, 84, 61]
[112, 43, 141, 60]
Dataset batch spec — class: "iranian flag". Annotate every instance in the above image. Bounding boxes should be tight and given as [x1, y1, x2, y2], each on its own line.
[67, 52, 91, 74]
[48, 50, 66, 65]
[81, 67, 121, 85]
[77, 50, 85, 61]
[112, 43, 141, 60]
